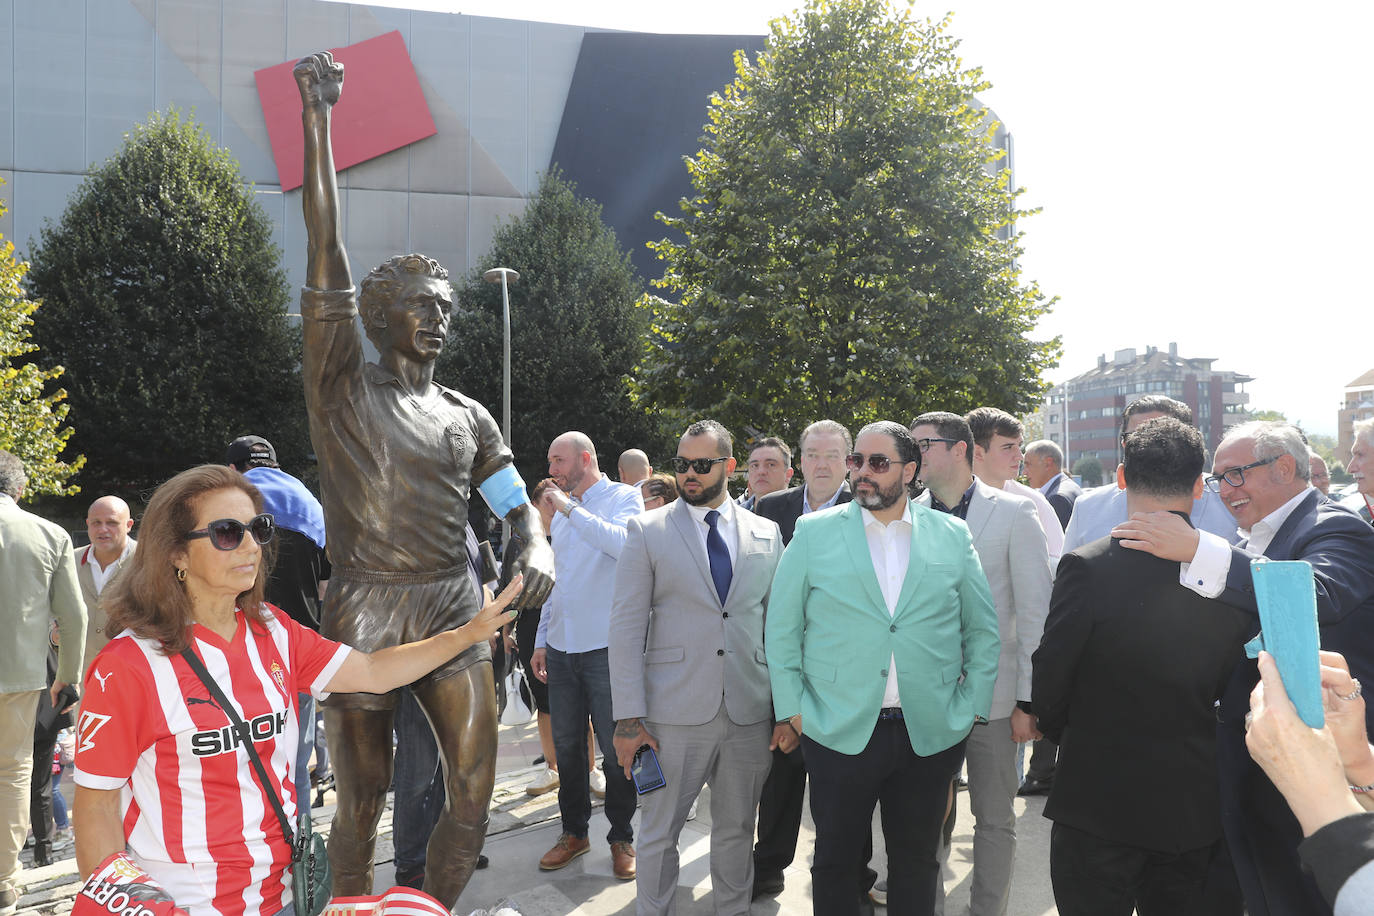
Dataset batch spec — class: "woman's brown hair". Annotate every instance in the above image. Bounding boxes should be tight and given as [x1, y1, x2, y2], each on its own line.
[102, 464, 273, 654]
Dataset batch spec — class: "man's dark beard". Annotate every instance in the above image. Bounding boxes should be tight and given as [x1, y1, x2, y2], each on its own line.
[854, 476, 905, 511]
[681, 473, 726, 506]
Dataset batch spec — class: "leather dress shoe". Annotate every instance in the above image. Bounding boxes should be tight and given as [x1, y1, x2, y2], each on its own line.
[611, 841, 636, 880]
[539, 833, 590, 870]
[1017, 776, 1053, 797]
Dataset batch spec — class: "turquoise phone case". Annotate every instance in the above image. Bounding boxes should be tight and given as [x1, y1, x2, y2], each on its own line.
[1245, 558, 1323, 728]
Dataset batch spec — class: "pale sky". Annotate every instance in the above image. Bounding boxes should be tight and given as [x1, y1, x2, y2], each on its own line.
[345, 0, 1373, 436]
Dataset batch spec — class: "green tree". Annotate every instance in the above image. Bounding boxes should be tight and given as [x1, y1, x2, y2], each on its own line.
[1250, 409, 1287, 423]
[27, 109, 306, 499]
[435, 169, 662, 486]
[0, 187, 83, 496]
[1073, 456, 1104, 488]
[639, 0, 1058, 446]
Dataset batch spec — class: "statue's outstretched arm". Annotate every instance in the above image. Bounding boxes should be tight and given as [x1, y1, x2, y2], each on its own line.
[294, 52, 352, 292]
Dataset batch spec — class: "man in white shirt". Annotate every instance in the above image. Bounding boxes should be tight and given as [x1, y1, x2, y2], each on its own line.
[609, 420, 783, 914]
[1113, 421, 1374, 916]
[532, 432, 643, 880]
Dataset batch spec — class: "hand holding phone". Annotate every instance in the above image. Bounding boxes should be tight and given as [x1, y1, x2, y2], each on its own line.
[631, 744, 666, 795]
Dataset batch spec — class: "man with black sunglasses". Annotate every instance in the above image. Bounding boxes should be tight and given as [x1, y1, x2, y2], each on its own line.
[1113, 421, 1374, 916]
[767, 421, 999, 915]
[294, 53, 555, 908]
[609, 419, 783, 914]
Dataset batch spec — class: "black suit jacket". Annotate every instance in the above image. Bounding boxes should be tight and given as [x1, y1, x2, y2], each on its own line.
[1032, 523, 1251, 853]
[750, 482, 852, 545]
[1043, 473, 1082, 531]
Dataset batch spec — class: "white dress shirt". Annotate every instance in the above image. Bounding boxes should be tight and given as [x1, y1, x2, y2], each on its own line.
[1180, 486, 1314, 597]
[861, 505, 913, 708]
[685, 497, 739, 567]
[1003, 479, 1063, 567]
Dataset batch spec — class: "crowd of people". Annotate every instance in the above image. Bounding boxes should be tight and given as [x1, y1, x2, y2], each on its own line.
[2, 402, 1374, 916]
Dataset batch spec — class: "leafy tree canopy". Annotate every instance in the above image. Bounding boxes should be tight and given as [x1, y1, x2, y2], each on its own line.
[639, 0, 1059, 448]
[0, 186, 83, 496]
[1073, 456, 1104, 488]
[27, 109, 307, 501]
[435, 168, 663, 487]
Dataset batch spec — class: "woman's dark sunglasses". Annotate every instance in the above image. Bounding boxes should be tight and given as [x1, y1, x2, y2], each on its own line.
[185, 514, 276, 551]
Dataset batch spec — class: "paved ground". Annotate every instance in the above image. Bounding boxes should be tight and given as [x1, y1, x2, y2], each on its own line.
[17, 718, 1062, 915]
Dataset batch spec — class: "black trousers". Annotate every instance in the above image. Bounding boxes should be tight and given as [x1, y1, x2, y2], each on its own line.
[29, 726, 59, 861]
[753, 744, 808, 878]
[1050, 821, 1219, 916]
[804, 722, 964, 916]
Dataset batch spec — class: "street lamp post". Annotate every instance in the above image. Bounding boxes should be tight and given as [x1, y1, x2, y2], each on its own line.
[483, 267, 520, 544]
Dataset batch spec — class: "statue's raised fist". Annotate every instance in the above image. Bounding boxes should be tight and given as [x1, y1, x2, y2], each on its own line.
[294, 51, 344, 107]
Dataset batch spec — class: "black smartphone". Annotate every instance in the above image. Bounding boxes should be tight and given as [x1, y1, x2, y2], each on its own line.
[37, 684, 80, 732]
[631, 744, 666, 795]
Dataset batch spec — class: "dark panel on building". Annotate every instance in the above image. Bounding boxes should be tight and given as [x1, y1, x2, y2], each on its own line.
[551, 32, 767, 285]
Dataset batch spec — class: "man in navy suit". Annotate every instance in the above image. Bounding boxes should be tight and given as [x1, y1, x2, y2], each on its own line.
[1113, 421, 1374, 916]
[1024, 439, 1082, 531]
[749, 419, 853, 899]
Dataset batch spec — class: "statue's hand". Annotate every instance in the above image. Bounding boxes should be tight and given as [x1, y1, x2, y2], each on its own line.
[294, 51, 344, 108]
[507, 536, 554, 610]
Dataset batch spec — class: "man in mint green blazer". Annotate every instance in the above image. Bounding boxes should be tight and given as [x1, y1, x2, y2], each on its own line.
[766, 421, 1000, 916]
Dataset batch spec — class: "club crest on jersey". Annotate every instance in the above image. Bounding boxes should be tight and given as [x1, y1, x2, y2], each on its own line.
[270, 660, 288, 698]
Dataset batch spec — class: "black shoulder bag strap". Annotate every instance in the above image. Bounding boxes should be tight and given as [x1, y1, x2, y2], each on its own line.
[180, 648, 298, 851]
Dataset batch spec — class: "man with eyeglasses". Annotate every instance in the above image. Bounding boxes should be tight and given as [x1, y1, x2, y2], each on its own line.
[531, 431, 643, 879]
[767, 421, 999, 916]
[609, 420, 783, 915]
[750, 419, 854, 900]
[1113, 420, 1374, 916]
[911, 412, 1051, 916]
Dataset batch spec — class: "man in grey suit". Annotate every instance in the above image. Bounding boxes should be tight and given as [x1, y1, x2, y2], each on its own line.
[74, 495, 136, 680]
[912, 412, 1052, 916]
[0, 450, 85, 915]
[610, 420, 785, 915]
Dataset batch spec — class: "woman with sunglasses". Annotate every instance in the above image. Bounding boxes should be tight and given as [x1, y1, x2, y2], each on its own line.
[71, 464, 522, 915]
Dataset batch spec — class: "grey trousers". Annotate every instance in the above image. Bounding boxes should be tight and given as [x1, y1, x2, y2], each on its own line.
[935, 716, 1019, 916]
[636, 702, 773, 915]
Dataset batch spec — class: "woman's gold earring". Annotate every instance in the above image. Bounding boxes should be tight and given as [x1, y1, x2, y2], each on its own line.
[175, 568, 187, 582]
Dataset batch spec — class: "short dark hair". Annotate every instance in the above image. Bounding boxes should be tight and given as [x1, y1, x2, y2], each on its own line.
[965, 407, 1023, 452]
[0, 449, 27, 499]
[684, 419, 733, 457]
[1120, 396, 1192, 443]
[529, 477, 555, 505]
[749, 436, 792, 466]
[1122, 417, 1205, 499]
[640, 472, 679, 504]
[857, 421, 921, 477]
[910, 411, 974, 469]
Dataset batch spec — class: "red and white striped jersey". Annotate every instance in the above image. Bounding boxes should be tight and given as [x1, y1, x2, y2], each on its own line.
[75, 606, 351, 916]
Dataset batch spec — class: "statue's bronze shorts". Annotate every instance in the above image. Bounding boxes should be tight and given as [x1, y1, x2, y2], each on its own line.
[321, 565, 490, 710]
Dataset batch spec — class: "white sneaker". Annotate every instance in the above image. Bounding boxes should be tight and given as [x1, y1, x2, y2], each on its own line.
[526, 767, 560, 796]
[52, 827, 74, 850]
[686, 799, 698, 821]
[589, 766, 607, 798]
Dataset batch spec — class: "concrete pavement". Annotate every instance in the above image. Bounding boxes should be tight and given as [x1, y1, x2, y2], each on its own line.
[17, 717, 1062, 915]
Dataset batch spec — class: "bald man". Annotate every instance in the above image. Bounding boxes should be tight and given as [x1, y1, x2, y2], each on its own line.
[532, 432, 644, 877]
[75, 496, 136, 677]
[618, 448, 653, 486]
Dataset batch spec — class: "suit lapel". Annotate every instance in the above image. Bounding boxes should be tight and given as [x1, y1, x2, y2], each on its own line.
[841, 502, 889, 614]
[1265, 490, 1320, 559]
[894, 500, 928, 615]
[963, 483, 994, 541]
[670, 500, 720, 604]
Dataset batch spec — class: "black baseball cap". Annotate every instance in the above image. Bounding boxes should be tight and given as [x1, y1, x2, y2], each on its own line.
[225, 435, 277, 468]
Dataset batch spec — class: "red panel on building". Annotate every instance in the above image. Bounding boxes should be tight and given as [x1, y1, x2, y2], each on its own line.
[255, 31, 437, 192]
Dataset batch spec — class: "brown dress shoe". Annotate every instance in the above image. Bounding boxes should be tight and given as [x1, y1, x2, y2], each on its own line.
[611, 841, 637, 880]
[539, 833, 590, 871]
